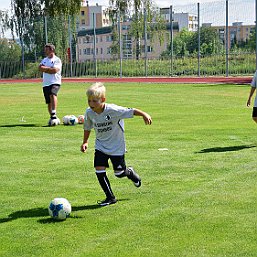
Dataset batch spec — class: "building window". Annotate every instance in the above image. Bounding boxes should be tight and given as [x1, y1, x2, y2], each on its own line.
[107, 47, 111, 54]
[81, 19, 85, 25]
[81, 11, 85, 16]
[84, 48, 91, 55]
[147, 46, 153, 52]
[83, 35, 92, 43]
[122, 25, 131, 30]
[101, 48, 103, 54]
[106, 35, 112, 42]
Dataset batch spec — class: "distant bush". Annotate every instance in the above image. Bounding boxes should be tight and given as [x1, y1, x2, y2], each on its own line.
[0, 53, 255, 79]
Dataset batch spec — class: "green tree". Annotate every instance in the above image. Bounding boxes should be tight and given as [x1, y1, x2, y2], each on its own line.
[0, 38, 21, 61]
[109, 0, 165, 60]
[246, 29, 256, 51]
[6, 0, 81, 61]
[188, 26, 221, 55]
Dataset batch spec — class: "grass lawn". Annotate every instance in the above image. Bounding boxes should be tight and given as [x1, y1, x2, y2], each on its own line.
[0, 81, 257, 257]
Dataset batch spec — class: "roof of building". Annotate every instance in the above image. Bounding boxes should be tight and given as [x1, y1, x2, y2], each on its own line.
[77, 22, 179, 37]
[78, 26, 112, 37]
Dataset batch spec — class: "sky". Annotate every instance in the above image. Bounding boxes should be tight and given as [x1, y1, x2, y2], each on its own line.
[1, 0, 255, 37]
[0, 0, 224, 11]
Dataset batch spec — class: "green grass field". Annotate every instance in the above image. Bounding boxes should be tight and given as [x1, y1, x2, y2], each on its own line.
[0, 81, 257, 257]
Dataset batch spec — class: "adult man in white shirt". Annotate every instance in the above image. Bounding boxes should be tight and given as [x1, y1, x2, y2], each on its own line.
[39, 43, 62, 126]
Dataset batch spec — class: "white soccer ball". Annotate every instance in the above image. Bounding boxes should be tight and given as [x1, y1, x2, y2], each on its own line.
[69, 115, 78, 125]
[62, 115, 78, 125]
[48, 198, 72, 220]
[77, 115, 84, 124]
[62, 115, 71, 125]
[48, 118, 60, 126]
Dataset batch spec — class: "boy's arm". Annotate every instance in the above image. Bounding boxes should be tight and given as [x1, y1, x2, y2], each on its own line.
[247, 87, 256, 107]
[81, 130, 91, 152]
[133, 108, 152, 125]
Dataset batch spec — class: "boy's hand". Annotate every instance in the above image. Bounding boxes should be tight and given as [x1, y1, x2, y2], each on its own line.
[143, 113, 152, 125]
[81, 142, 88, 153]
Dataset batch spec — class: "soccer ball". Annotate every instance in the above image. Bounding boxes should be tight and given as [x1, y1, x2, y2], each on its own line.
[48, 198, 72, 220]
[77, 115, 84, 124]
[62, 115, 71, 125]
[62, 115, 78, 125]
[48, 118, 60, 126]
[69, 115, 78, 125]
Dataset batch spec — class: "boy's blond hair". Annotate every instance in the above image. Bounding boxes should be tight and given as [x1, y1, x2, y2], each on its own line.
[86, 82, 106, 99]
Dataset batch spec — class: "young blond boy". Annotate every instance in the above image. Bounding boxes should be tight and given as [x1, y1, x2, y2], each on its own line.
[81, 82, 152, 206]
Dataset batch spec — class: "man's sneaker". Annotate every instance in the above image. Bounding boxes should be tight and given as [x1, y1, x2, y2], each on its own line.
[97, 197, 117, 206]
[127, 167, 141, 187]
[48, 117, 60, 126]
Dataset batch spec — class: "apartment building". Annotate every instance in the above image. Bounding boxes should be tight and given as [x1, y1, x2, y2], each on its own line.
[78, 1, 111, 31]
[160, 8, 198, 32]
[203, 22, 255, 48]
[77, 21, 179, 61]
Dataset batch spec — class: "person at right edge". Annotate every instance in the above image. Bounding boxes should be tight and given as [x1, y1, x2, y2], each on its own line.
[247, 70, 257, 123]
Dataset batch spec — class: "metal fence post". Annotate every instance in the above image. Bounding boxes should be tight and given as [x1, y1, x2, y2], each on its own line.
[197, 3, 200, 77]
[68, 15, 73, 77]
[225, 0, 229, 77]
[44, 16, 48, 44]
[170, 5, 173, 77]
[118, 10, 122, 78]
[93, 13, 97, 78]
[255, 0, 257, 70]
[144, 7, 148, 77]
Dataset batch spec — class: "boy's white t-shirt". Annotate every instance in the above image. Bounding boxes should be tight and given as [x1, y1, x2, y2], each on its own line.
[40, 55, 62, 86]
[84, 103, 134, 155]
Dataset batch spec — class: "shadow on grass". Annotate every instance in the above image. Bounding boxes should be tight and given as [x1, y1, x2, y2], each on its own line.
[0, 204, 102, 224]
[196, 145, 256, 153]
[0, 124, 37, 128]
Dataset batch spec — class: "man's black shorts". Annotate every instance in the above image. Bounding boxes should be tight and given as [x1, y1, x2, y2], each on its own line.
[43, 84, 60, 104]
[94, 149, 126, 171]
[252, 107, 257, 117]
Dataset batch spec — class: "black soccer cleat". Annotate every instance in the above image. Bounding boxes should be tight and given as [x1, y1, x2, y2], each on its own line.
[126, 167, 141, 187]
[97, 197, 117, 206]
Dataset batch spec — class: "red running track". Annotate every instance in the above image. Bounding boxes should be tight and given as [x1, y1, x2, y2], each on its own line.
[0, 76, 252, 84]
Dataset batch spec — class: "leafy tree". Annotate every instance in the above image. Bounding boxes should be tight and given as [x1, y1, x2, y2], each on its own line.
[109, 0, 166, 60]
[163, 26, 222, 58]
[246, 28, 256, 51]
[0, 10, 11, 38]
[0, 38, 21, 61]
[4, 0, 81, 62]
[188, 26, 221, 55]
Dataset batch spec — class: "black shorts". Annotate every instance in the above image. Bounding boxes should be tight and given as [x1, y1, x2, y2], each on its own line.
[252, 107, 257, 117]
[94, 149, 126, 171]
[43, 84, 60, 104]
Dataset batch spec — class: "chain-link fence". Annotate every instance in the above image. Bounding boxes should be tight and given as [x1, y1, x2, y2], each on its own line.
[0, 0, 256, 79]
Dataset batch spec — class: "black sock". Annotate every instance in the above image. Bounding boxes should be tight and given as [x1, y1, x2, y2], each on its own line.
[96, 172, 115, 199]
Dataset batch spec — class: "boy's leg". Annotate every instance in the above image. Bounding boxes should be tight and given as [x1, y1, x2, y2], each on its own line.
[111, 155, 141, 187]
[94, 150, 116, 206]
[95, 168, 116, 205]
[252, 107, 257, 123]
[125, 167, 141, 187]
